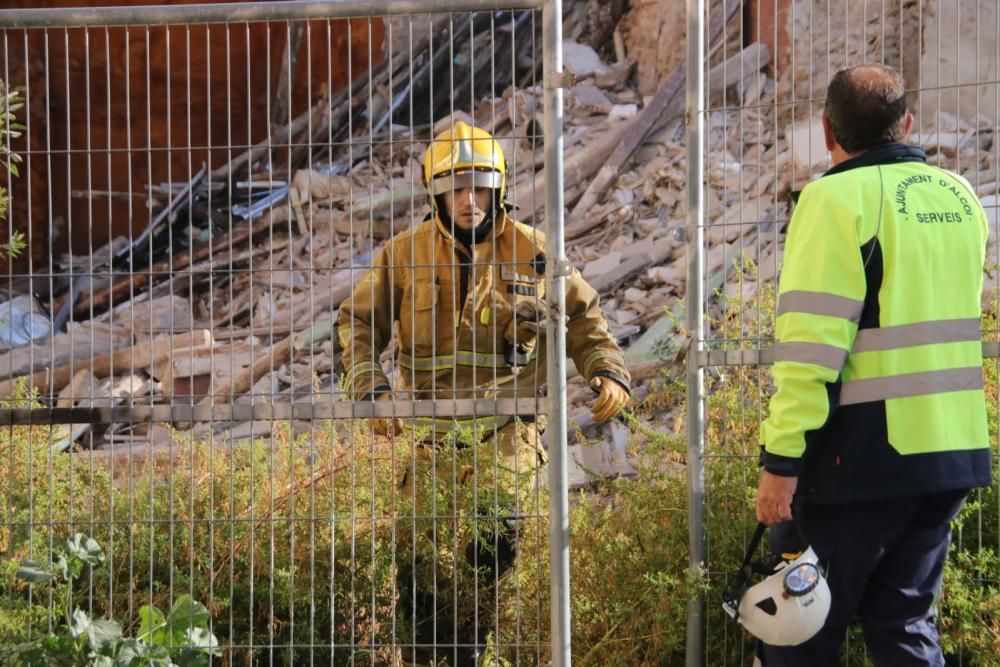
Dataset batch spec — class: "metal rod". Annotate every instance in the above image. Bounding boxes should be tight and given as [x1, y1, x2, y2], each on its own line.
[0, 398, 545, 425]
[685, 0, 706, 665]
[542, 0, 570, 664]
[0, 0, 543, 28]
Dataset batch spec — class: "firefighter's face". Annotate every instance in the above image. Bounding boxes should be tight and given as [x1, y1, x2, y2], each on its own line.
[442, 186, 492, 229]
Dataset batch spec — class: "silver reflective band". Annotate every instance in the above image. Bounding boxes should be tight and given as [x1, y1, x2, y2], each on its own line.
[345, 361, 384, 386]
[777, 290, 864, 323]
[430, 170, 503, 195]
[839, 366, 984, 406]
[774, 341, 848, 371]
[853, 318, 981, 353]
[455, 350, 510, 367]
[399, 350, 509, 372]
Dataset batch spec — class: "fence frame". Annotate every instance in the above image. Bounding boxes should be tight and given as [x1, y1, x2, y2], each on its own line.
[684, 0, 706, 666]
[683, 2, 1000, 665]
[0, 0, 572, 663]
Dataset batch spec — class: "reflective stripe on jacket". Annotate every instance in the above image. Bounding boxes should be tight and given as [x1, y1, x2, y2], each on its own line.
[761, 142, 992, 502]
[337, 211, 630, 431]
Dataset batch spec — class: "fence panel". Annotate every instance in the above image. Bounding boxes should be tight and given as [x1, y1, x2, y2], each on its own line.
[0, 1, 570, 664]
[692, 1, 1000, 665]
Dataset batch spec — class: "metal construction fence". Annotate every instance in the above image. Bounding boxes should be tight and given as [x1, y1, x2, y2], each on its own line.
[2, 0, 1000, 665]
[687, 1, 1000, 665]
[0, 0, 573, 664]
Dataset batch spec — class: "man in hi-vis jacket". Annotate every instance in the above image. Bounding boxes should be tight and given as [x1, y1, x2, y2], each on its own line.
[339, 121, 630, 665]
[756, 64, 992, 666]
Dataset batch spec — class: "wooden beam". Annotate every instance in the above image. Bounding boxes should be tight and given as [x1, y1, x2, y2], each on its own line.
[0, 330, 212, 397]
[566, 41, 771, 240]
[567, 0, 743, 230]
[64, 210, 281, 319]
[270, 21, 306, 133]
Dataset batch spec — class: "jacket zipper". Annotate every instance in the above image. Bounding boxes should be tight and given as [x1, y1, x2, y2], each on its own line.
[457, 249, 471, 329]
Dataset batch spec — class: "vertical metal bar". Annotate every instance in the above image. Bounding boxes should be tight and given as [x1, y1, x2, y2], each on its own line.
[685, 0, 706, 665]
[183, 20, 195, 622]
[365, 17, 377, 664]
[61, 23, 74, 562]
[164, 20, 176, 613]
[399, 13, 414, 659]
[122, 23, 136, 627]
[101, 23, 114, 618]
[541, 0, 569, 665]
[41, 26, 55, 632]
[142, 21, 155, 623]
[994, 0, 1000, 564]
[303, 19, 316, 665]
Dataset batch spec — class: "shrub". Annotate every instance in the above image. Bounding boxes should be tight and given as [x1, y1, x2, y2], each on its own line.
[0, 420, 548, 665]
[0, 281, 996, 665]
[0, 422, 401, 664]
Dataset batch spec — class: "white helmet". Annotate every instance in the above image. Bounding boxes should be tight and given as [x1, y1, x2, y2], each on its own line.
[722, 525, 831, 646]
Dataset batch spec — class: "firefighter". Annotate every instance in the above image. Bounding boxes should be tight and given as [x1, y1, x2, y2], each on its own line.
[755, 64, 992, 665]
[338, 121, 631, 665]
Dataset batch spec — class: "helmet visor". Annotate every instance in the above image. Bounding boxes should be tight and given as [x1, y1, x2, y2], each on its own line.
[430, 169, 503, 195]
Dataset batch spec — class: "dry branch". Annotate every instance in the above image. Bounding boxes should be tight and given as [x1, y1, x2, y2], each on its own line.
[569, 0, 742, 222]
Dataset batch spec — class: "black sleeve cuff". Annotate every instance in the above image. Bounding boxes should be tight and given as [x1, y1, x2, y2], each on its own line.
[591, 369, 631, 395]
[360, 384, 393, 401]
[759, 446, 801, 477]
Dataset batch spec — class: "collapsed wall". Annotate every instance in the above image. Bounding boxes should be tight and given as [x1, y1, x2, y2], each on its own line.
[777, 0, 998, 129]
[776, 0, 918, 126]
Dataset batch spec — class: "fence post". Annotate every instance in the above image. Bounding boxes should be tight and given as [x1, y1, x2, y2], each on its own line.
[685, 0, 706, 665]
[542, 0, 571, 664]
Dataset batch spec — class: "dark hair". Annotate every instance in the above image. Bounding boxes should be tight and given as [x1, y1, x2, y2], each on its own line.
[823, 64, 908, 153]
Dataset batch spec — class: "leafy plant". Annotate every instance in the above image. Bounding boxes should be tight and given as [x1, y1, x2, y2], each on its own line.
[0, 78, 25, 260]
[3, 532, 219, 666]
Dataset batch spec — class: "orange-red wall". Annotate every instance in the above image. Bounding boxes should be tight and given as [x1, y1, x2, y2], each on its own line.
[747, 0, 791, 76]
[1, 0, 383, 272]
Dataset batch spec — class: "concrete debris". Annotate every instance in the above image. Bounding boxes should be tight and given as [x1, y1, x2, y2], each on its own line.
[570, 83, 615, 115]
[563, 40, 611, 77]
[609, 103, 638, 121]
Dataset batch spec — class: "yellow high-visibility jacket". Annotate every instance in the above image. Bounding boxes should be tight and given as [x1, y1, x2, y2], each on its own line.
[338, 211, 630, 436]
[761, 142, 992, 502]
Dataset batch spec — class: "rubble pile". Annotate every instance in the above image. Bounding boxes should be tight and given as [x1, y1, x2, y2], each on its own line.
[3, 0, 998, 485]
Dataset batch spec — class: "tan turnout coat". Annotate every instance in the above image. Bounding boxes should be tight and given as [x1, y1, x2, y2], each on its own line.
[338, 211, 630, 437]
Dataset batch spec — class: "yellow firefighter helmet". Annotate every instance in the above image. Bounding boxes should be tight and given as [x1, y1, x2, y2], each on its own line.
[422, 121, 507, 201]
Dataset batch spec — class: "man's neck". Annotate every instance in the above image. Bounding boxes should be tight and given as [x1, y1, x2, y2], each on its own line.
[830, 144, 864, 166]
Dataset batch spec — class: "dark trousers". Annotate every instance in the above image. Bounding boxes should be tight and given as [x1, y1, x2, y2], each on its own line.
[758, 489, 969, 667]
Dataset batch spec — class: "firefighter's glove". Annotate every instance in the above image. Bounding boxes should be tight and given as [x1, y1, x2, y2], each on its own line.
[589, 376, 629, 424]
[371, 393, 402, 438]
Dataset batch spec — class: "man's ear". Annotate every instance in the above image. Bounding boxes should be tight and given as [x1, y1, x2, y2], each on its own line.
[903, 111, 914, 138]
[821, 114, 837, 152]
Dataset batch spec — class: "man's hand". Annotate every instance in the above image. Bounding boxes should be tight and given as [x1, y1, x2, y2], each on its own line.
[372, 393, 401, 438]
[755, 471, 798, 525]
[590, 376, 629, 423]
[504, 299, 548, 349]
[512, 299, 547, 335]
